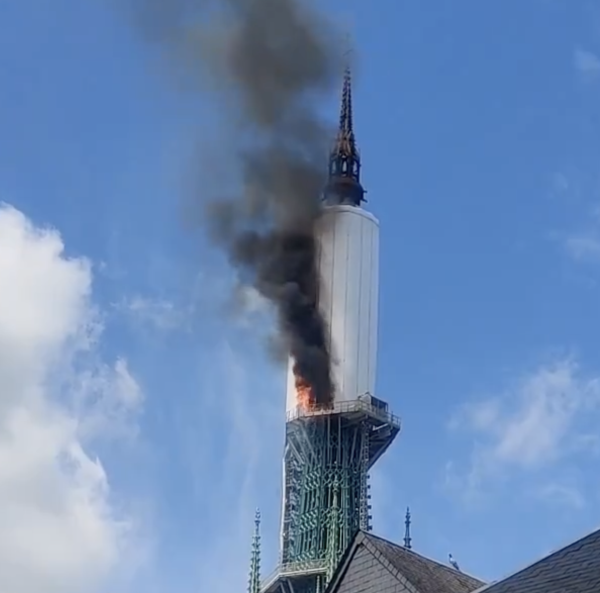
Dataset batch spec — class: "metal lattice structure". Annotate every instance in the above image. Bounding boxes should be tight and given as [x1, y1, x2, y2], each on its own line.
[281, 416, 370, 567]
[261, 397, 400, 593]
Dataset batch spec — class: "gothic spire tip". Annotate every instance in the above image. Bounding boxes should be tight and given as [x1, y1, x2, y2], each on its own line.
[325, 53, 365, 207]
[335, 61, 357, 158]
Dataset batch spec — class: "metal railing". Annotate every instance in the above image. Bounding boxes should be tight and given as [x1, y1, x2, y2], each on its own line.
[261, 560, 327, 591]
[286, 394, 401, 427]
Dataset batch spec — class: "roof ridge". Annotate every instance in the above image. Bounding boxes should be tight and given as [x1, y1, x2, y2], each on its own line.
[363, 531, 485, 585]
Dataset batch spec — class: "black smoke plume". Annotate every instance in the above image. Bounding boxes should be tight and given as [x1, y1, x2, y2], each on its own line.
[128, 0, 344, 406]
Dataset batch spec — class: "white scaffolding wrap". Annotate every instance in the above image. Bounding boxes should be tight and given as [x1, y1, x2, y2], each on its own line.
[285, 205, 380, 412]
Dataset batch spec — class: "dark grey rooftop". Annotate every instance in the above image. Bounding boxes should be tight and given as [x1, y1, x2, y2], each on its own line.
[367, 533, 485, 593]
[327, 526, 600, 593]
[480, 526, 600, 593]
[327, 530, 485, 593]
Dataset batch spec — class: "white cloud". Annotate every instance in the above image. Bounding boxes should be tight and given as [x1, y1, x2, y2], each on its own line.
[536, 483, 586, 509]
[0, 203, 144, 593]
[564, 232, 600, 261]
[174, 339, 282, 593]
[555, 174, 600, 261]
[447, 359, 600, 501]
[234, 284, 269, 316]
[574, 47, 600, 81]
[114, 295, 187, 332]
[70, 357, 143, 443]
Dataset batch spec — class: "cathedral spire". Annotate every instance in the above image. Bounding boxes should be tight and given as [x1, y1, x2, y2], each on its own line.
[248, 509, 261, 593]
[326, 59, 365, 207]
[404, 507, 412, 550]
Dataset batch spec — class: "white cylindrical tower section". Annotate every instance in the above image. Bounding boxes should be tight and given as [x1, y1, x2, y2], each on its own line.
[285, 205, 379, 413]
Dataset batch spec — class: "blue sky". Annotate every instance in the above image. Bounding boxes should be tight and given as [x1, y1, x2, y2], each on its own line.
[2, 0, 600, 591]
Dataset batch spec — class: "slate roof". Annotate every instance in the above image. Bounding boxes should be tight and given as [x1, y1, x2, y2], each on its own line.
[327, 530, 485, 593]
[367, 533, 485, 593]
[478, 526, 600, 593]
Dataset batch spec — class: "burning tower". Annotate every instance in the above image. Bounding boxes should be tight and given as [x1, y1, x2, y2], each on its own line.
[260, 66, 401, 593]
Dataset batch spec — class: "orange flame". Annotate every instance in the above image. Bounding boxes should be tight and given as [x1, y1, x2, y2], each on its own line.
[294, 373, 315, 411]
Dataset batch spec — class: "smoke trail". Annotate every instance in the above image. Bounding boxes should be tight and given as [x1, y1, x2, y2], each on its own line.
[128, 0, 343, 406]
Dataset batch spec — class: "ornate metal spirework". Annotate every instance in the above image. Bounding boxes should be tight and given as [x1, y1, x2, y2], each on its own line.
[259, 397, 399, 593]
[281, 415, 371, 572]
[326, 65, 365, 206]
[248, 509, 262, 593]
[334, 66, 359, 163]
[404, 507, 412, 550]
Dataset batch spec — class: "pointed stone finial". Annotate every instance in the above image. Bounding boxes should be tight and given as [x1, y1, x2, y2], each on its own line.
[248, 509, 261, 593]
[404, 507, 412, 550]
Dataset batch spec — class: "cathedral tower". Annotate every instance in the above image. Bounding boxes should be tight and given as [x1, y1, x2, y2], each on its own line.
[260, 65, 400, 593]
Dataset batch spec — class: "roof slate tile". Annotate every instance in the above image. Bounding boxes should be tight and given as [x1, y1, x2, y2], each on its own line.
[480, 528, 600, 593]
